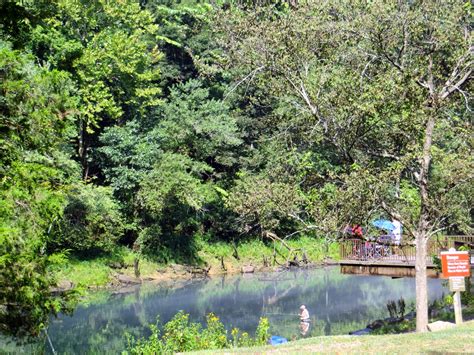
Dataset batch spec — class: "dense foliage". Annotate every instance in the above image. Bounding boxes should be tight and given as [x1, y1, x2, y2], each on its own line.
[126, 311, 270, 354]
[0, 39, 77, 337]
[0, 0, 472, 338]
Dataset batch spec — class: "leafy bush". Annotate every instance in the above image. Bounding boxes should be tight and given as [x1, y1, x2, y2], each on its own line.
[254, 316, 270, 345]
[51, 184, 125, 254]
[126, 311, 270, 354]
[0, 41, 78, 337]
[432, 255, 442, 271]
[0, 229, 76, 338]
[135, 153, 217, 262]
[136, 226, 201, 264]
[461, 277, 474, 306]
[372, 319, 416, 335]
[227, 174, 303, 234]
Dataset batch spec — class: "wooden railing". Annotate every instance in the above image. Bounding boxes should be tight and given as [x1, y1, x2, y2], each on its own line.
[430, 235, 474, 250]
[339, 235, 474, 264]
[340, 239, 417, 263]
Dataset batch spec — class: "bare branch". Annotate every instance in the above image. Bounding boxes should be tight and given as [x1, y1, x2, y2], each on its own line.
[285, 74, 318, 116]
[426, 228, 446, 240]
[359, 55, 377, 88]
[427, 55, 435, 97]
[283, 227, 318, 240]
[299, 81, 318, 115]
[440, 67, 472, 100]
[453, 87, 473, 112]
[382, 52, 404, 73]
[397, 19, 409, 67]
[224, 65, 265, 101]
[364, 148, 401, 161]
[439, 45, 472, 99]
[416, 79, 431, 91]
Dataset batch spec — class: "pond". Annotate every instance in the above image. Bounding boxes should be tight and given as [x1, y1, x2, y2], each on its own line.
[10, 266, 448, 354]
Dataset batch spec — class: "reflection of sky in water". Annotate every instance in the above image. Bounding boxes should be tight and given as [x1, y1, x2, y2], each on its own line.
[42, 266, 447, 354]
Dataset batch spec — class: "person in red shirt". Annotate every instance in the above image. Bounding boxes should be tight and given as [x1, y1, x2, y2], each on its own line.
[349, 224, 367, 258]
[352, 224, 363, 238]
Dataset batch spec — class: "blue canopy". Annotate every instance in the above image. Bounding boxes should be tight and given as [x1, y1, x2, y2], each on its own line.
[372, 219, 395, 231]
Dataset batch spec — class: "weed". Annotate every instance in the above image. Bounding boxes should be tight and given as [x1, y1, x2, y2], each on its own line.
[125, 312, 270, 354]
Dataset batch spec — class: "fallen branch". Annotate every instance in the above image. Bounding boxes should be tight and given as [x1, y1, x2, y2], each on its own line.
[263, 230, 308, 267]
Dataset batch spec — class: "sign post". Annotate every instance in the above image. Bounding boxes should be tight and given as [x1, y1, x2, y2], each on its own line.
[440, 249, 471, 325]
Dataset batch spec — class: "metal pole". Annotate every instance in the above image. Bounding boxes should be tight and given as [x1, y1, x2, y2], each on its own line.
[453, 291, 463, 325]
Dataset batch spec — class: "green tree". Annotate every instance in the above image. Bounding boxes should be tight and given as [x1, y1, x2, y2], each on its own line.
[49, 184, 125, 254]
[28, 0, 163, 178]
[154, 80, 241, 165]
[227, 173, 303, 236]
[336, 1, 472, 332]
[219, 1, 473, 331]
[0, 0, 58, 49]
[131, 80, 241, 259]
[144, 1, 217, 88]
[0, 40, 78, 337]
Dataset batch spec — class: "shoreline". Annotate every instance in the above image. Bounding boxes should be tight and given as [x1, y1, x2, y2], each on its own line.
[109, 259, 339, 287]
[56, 258, 340, 295]
[54, 238, 340, 293]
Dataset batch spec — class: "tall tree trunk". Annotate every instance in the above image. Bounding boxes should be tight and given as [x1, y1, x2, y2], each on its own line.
[415, 112, 436, 332]
[78, 118, 89, 180]
[415, 234, 428, 332]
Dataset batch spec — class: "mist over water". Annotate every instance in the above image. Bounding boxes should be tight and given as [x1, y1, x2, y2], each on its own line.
[41, 266, 446, 354]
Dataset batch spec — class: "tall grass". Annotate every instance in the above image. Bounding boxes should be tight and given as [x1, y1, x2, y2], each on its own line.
[199, 236, 338, 269]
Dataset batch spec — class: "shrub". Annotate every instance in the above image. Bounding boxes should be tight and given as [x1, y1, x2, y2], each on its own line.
[136, 226, 200, 264]
[51, 184, 125, 254]
[0, 229, 76, 337]
[372, 319, 416, 335]
[254, 316, 270, 345]
[126, 312, 270, 354]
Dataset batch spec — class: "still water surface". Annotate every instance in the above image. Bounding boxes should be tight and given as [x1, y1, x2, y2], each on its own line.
[43, 266, 446, 353]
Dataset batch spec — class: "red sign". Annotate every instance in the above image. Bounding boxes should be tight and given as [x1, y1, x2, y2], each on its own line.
[440, 251, 470, 278]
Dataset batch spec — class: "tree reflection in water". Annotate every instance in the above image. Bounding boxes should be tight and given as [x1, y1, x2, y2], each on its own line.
[39, 266, 446, 354]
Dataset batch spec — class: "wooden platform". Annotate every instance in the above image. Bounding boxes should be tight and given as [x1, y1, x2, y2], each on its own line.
[339, 259, 440, 278]
[339, 258, 434, 268]
[338, 235, 474, 278]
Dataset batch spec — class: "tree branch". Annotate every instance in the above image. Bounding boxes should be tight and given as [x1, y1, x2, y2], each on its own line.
[379, 200, 414, 238]
[224, 65, 265, 101]
[440, 67, 472, 100]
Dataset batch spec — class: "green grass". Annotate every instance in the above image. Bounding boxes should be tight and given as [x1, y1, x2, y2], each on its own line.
[55, 237, 339, 290]
[199, 236, 339, 271]
[193, 321, 474, 354]
[54, 247, 161, 289]
[55, 257, 111, 287]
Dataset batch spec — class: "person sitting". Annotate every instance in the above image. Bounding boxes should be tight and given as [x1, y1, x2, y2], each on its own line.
[350, 224, 367, 258]
[351, 224, 364, 239]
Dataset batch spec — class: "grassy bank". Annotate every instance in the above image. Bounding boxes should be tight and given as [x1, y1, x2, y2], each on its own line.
[196, 321, 474, 354]
[55, 237, 339, 290]
[54, 248, 161, 288]
[199, 236, 338, 273]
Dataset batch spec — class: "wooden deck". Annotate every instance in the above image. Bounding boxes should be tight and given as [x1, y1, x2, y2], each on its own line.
[339, 257, 439, 278]
[339, 235, 474, 278]
[340, 258, 432, 267]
